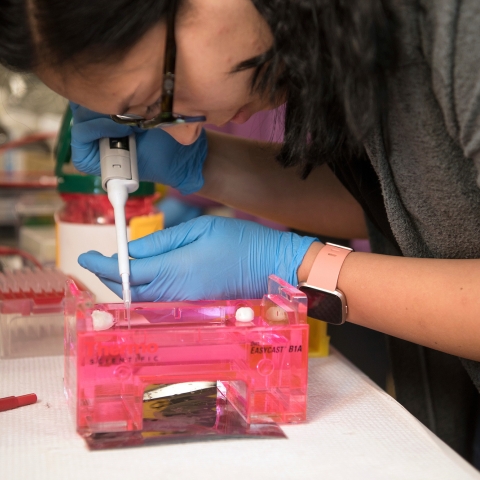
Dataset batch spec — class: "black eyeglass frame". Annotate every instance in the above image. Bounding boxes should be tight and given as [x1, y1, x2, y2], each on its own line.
[110, 1, 206, 129]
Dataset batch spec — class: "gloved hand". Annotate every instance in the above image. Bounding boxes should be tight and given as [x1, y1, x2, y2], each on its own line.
[78, 215, 318, 302]
[70, 103, 208, 195]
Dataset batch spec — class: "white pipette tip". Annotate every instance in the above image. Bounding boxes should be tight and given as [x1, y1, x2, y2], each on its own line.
[121, 273, 131, 329]
[124, 300, 131, 329]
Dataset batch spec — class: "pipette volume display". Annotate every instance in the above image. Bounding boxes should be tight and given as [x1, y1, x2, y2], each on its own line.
[99, 135, 139, 327]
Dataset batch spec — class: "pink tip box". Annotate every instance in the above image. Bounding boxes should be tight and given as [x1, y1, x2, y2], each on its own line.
[64, 275, 309, 436]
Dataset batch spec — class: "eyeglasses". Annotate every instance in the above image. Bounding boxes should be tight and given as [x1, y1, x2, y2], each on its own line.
[110, 1, 206, 129]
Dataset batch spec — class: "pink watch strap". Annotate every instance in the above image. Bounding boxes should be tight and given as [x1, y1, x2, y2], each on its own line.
[306, 243, 352, 292]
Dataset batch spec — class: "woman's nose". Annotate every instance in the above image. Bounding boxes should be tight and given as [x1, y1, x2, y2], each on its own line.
[162, 122, 203, 145]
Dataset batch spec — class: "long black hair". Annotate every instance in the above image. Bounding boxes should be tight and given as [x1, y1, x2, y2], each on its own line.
[0, 0, 399, 174]
[0, 0, 170, 70]
[237, 0, 399, 175]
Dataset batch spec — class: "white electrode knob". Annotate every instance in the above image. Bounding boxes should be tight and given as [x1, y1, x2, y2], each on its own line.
[235, 306, 255, 323]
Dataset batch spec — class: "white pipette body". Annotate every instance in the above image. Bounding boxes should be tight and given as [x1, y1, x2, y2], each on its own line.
[99, 135, 139, 327]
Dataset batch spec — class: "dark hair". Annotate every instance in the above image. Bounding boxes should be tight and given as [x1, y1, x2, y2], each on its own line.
[0, 0, 398, 173]
[239, 0, 399, 175]
[0, 0, 170, 70]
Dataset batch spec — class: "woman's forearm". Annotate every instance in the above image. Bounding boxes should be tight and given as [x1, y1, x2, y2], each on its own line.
[200, 130, 480, 358]
[299, 243, 480, 361]
[200, 130, 368, 239]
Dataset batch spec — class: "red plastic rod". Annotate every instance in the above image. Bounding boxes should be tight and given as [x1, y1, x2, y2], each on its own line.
[0, 394, 37, 412]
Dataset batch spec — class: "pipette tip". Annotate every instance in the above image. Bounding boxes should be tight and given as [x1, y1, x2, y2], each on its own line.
[124, 300, 131, 329]
[122, 287, 131, 330]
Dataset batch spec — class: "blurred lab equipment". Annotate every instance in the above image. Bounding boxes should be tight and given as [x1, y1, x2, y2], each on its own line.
[0, 69, 64, 252]
[16, 191, 63, 265]
[0, 266, 70, 358]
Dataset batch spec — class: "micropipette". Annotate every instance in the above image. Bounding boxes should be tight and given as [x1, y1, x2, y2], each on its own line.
[100, 135, 139, 328]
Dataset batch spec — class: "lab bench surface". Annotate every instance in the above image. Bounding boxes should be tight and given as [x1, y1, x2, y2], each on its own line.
[1, 350, 479, 480]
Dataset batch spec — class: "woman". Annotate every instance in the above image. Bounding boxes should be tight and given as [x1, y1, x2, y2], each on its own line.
[2, 0, 479, 460]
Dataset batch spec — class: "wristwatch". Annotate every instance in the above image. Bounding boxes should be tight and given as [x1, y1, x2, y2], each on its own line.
[297, 242, 353, 325]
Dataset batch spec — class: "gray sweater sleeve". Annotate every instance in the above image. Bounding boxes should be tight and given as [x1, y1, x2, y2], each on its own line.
[451, 0, 480, 389]
[418, 0, 480, 390]
[453, 0, 480, 186]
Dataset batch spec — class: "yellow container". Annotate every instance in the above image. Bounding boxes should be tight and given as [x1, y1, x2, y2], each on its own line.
[130, 212, 164, 241]
[307, 317, 330, 357]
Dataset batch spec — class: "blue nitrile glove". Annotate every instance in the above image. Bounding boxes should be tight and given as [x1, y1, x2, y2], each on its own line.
[70, 103, 208, 195]
[78, 215, 318, 302]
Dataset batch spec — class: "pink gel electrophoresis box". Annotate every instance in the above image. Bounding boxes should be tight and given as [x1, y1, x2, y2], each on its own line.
[64, 275, 309, 437]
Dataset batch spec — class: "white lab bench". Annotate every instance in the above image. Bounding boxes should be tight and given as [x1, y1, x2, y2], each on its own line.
[1, 350, 479, 480]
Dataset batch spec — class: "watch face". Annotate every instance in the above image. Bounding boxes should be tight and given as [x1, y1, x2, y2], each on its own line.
[298, 285, 346, 325]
